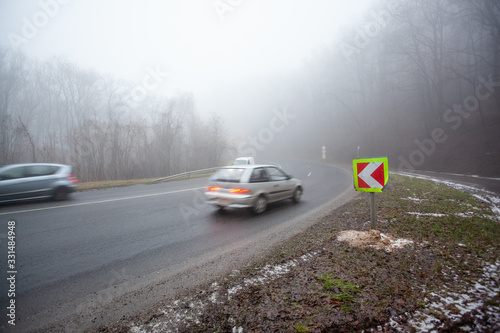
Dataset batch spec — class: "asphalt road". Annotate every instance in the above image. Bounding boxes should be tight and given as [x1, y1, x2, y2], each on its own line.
[0, 159, 352, 332]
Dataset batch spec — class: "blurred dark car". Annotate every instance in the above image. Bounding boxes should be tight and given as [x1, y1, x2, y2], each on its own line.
[204, 164, 303, 214]
[0, 163, 78, 204]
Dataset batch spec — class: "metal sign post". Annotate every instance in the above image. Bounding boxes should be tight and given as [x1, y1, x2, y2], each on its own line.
[370, 192, 376, 229]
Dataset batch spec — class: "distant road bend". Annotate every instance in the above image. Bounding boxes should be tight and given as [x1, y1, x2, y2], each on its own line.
[0, 159, 352, 332]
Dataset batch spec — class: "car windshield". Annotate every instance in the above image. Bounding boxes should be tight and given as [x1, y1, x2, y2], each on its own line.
[210, 168, 245, 183]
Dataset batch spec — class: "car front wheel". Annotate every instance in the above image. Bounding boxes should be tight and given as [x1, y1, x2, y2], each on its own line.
[292, 187, 302, 203]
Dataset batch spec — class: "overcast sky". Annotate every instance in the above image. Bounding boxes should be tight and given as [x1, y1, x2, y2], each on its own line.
[0, 0, 373, 123]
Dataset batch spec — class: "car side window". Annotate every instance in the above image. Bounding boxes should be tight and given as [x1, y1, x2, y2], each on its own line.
[25, 165, 58, 177]
[266, 167, 288, 181]
[0, 166, 25, 180]
[249, 168, 269, 183]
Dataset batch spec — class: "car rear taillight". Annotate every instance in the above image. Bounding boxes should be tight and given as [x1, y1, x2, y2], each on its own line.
[207, 186, 221, 191]
[229, 188, 250, 194]
[67, 174, 78, 183]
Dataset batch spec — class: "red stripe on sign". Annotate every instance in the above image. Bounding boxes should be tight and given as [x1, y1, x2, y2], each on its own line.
[357, 176, 370, 188]
[357, 162, 369, 173]
[372, 163, 385, 187]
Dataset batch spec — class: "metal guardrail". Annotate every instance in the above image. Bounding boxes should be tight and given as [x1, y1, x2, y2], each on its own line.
[152, 161, 284, 183]
[151, 167, 220, 182]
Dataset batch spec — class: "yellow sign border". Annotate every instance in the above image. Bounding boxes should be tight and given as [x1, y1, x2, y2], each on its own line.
[352, 157, 389, 192]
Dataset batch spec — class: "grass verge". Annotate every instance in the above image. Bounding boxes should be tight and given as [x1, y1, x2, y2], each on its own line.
[76, 173, 211, 191]
[103, 174, 500, 332]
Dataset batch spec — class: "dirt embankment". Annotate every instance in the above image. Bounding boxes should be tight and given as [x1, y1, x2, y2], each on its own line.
[97, 174, 500, 333]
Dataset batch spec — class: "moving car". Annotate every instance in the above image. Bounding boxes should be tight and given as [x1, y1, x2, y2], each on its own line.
[0, 163, 78, 204]
[205, 164, 303, 214]
[233, 157, 255, 165]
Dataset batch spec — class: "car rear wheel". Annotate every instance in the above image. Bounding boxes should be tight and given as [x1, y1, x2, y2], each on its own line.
[292, 187, 303, 203]
[253, 195, 267, 214]
[52, 187, 68, 201]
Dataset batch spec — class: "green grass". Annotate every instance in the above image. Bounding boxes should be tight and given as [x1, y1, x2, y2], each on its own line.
[379, 174, 499, 253]
[295, 322, 310, 332]
[318, 273, 360, 305]
[76, 178, 157, 191]
[486, 299, 500, 307]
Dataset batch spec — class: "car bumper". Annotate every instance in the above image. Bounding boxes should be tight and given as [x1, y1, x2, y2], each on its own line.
[204, 192, 255, 208]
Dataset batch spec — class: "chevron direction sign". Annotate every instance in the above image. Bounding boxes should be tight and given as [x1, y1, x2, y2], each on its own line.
[352, 157, 389, 192]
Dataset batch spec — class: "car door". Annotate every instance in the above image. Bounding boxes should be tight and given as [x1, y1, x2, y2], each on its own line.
[265, 167, 294, 202]
[248, 167, 274, 200]
[0, 166, 29, 202]
[22, 165, 59, 198]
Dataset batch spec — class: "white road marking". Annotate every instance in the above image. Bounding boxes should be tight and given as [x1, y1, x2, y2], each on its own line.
[308, 172, 312, 177]
[0, 187, 205, 216]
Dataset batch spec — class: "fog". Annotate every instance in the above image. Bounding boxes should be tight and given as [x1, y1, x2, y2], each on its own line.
[1, 0, 499, 180]
[0, 0, 371, 122]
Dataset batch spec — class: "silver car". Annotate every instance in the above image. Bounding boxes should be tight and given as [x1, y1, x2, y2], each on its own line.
[204, 164, 303, 214]
[0, 163, 78, 204]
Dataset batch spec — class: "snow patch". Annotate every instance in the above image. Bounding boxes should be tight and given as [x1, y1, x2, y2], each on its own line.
[368, 261, 500, 332]
[128, 250, 321, 332]
[402, 197, 427, 202]
[407, 212, 477, 218]
[407, 212, 447, 217]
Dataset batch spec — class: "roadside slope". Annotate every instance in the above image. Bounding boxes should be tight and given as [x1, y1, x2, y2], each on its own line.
[110, 174, 500, 333]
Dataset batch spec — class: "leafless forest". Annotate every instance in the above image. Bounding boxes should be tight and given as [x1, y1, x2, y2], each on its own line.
[1, 0, 499, 181]
[0, 55, 229, 181]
